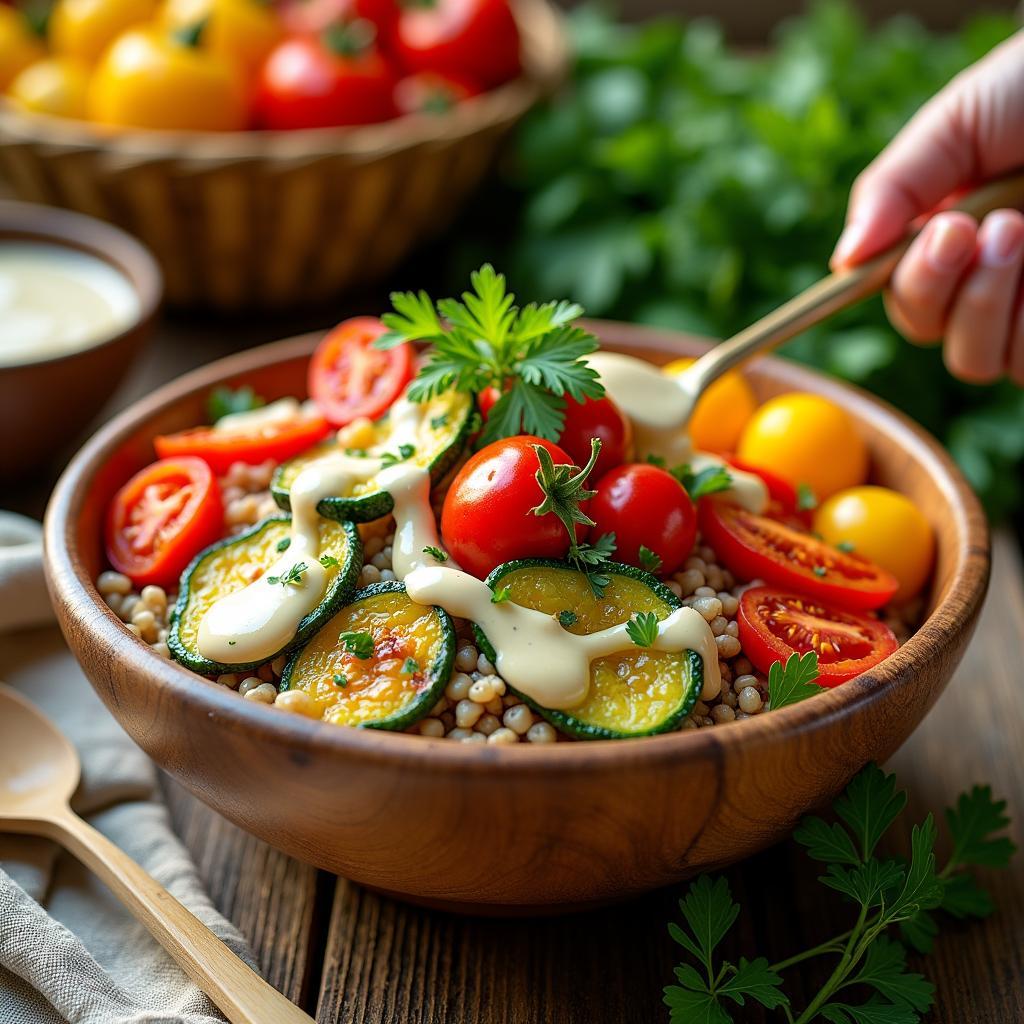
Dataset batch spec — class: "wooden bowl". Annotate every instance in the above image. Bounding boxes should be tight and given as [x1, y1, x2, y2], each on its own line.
[0, 0, 565, 311]
[0, 200, 161, 481]
[43, 322, 989, 913]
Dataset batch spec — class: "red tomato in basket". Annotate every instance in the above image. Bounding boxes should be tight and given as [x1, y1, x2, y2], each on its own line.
[308, 317, 415, 427]
[441, 436, 584, 579]
[738, 586, 898, 686]
[394, 69, 479, 114]
[256, 28, 398, 129]
[393, 0, 520, 90]
[106, 457, 223, 590]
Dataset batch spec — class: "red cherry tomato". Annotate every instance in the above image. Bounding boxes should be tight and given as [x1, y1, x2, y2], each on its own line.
[698, 500, 899, 611]
[725, 455, 812, 528]
[557, 394, 632, 483]
[106, 457, 223, 590]
[308, 317, 414, 427]
[588, 464, 696, 576]
[281, 0, 396, 36]
[255, 27, 397, 130]
[154, 410, 330, 475]
[738, 586, 898, 686]
[441, 436, 583, 579]
[393, 0, 520, 90]
[477, 385, 501, 419]
[394, 69, 479, 114]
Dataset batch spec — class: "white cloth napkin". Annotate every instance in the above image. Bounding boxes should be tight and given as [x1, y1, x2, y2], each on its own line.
[0, 512, 259, 1023]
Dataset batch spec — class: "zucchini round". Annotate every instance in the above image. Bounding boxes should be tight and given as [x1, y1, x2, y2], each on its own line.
[280, 581, 455, 730]
[475, 559, 703, 740]
[271, 391, 474, 523]
[168, 515, 362, 675]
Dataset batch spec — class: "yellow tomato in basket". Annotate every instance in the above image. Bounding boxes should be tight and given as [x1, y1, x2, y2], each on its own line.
[814, 485, 934, 603]
[88, 25, 248, 131]
[662, 357, 758, 455]
[0, 7, 44, 91]
[8, 58, 91, 119]
[160, 0, 283, 79]
[50, 0, 159, 65]
[736, 392, 868, 502]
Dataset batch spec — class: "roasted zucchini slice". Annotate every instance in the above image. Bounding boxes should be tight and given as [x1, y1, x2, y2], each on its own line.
[271, 391, 474, 523]
[475, 559, 703, 739]
[168, 515, 361, 675]
[279, 581, 455, 730]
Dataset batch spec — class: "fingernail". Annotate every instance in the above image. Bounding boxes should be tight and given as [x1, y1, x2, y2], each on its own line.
[980, 211, 1024, 267]
[832, 219, 869, 267]
[925, 217, 975, 271]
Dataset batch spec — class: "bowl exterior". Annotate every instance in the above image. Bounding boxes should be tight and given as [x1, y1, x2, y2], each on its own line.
[44, 325, 990, 912]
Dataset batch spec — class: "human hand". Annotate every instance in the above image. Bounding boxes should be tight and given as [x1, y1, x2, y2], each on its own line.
[831, 31, 1024, 385]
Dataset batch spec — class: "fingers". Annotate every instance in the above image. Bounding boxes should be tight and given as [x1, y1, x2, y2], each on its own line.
[884, 212, 977, 343]
[944, 209, 1024, 383]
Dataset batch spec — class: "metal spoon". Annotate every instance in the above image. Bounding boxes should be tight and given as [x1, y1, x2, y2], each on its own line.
[0, 683, 314, 1024]
[590, 170, 1024, 463]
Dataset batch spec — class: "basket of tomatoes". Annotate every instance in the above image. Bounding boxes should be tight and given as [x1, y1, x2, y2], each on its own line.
[0, 0, 566, 309]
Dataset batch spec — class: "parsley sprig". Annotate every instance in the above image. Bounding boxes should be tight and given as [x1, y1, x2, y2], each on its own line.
[626, 611, 660, 648]
[768, 651, 824, 711]
[665, 764, 1015, 1024]
[338, 631, 374, 659]
[375, 265, 604, 445]
[268, 562, 307, 588]
[645, 455, 734, 501]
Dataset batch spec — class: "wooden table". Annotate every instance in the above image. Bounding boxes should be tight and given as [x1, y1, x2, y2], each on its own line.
[9, 313, 1024, 1023]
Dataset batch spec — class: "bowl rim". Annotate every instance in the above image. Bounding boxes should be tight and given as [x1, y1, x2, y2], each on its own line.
[0, 199, 163, 371]
[0, 0, 566, 163]
[44, 324, 990, 776]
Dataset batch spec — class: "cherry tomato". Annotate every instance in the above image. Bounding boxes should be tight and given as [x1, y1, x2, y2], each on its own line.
[0, 7, 44, 91]
[393, 0, 520, 90]
[814, 486, 935, 604]
[662, 357, 758, 455]
[698, 500, 898, 611]
[477, 385, 500, 419]
[8, 57, 90, 119]
[556, 394, 632, 483]
[154, 408, 330, 474]
[394, 68, 479, 115]
[49, 0, 157, 66]
[588, 464, 696, 576]
[255, 25, 397, 130]
[106, 457, 223, 590]
[737, 392, 868, 502]
[308, 317, 414, 427]
[281, 0, 395, 37]
[441, 436, 582, 579]
[738, 586, 898, 686]
[725, 455, 812, 529]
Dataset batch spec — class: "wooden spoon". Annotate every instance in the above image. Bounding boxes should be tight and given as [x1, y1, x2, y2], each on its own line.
[590, 170, 1024, 464]
[0, 683, 314, 1024]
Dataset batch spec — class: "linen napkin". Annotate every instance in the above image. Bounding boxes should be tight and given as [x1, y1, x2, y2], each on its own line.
[0, 511, 259, 1024]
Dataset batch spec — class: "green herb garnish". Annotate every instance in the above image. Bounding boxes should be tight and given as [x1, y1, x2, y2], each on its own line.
[267, 562, 308, 587]
[491, 586, 513, 604]
[838, 540, 856, 554]
[422, 545, 448, 562]
[207, 385, 264, 423]
[276, 537, 292, 553]
[626, 611, 659, 648]
[558, 610, 578, 628]
[376, 265, 604, 445]
[797, 483, 819, 512]
[430, 413, 449, 430]
[338, 631, 374, 659]
[380, 444, 416, 468]
[401, 658, 419, 674]
[677, 464, 733, 501]
[639, 545, 663, 573]
[319, 554, 340, 568]
[813, 565, 827, 577]
[767, 651, 822, 711]
[332, 673, 348, 688]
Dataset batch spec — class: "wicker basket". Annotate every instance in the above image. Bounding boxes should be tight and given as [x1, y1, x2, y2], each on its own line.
[0, 0, 566, 310]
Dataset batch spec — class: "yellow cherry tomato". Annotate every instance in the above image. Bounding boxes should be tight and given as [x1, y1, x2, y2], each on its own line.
[8, 58, 91, 119]
[814, 486, 935, 603]
[88, 26, 248, 131]
[736, 392, 868, 502]
[49, 0, 158, 65]
[0, 7, 44, 91]
[160, 0, 283, 79]
[662, 357, 758, 455]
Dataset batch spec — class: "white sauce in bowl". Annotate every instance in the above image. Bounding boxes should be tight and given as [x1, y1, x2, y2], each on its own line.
[0, 242, 140, 366]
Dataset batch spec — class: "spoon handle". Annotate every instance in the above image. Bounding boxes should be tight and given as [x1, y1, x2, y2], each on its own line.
[48, 807, 315, 1024]
[682, 169, 1024, 396]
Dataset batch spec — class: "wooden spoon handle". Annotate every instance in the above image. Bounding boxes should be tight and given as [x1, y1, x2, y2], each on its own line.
[683, 169, 1024, 394]
[49, 808, 314, 1024]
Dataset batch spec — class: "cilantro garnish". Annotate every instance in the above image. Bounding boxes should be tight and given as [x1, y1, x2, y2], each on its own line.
[401, 658, 419, 674]
[207, 385, 264, 423]
[797, 483, 819, 512]
[319, 554, 340, 568]
[666, 763, 1015, 1024]
[558, 610, 578, 628]
[332, 673, 348, 688]
[491, 585, 512, 604]
[268, 562, 307, 587]
[767, 651, 822, 711]
[338, 631, 374, 659]
[626, 611, 659, 648]
[638, 545, 663, 573]
[375, 265, 604, 445]
[422, 545, 448, 562]
[380, 444, 416, 468]
[676, 464, 734, 501]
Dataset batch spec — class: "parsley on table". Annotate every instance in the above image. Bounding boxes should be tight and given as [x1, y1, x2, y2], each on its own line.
[319, 554, 340, 568]
[491, 586, 513, 604]
[665, 763, 1015, 1024]
[375, 265, 604, 446]
[676, 464, 734, 501]
[267, 562, 307, 587]
[380, 444, 416, 468]
[422, 545, 449, 563]
[639, 545, 663, 573]
[626, 611, 659, 648]
[767, 651, 823, 711]
[207, 385, 264, 423]
[338, 631, 374, 659]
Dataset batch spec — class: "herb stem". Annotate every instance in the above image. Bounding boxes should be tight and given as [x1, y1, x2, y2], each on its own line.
[792, 905, 869, 1024]
[769, 929, 852, 973]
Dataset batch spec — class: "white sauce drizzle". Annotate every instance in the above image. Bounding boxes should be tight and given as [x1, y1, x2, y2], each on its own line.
[214, 398, 310, 436]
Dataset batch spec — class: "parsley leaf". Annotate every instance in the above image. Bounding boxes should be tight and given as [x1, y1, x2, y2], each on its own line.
[718, 958, 788, 1011]
[945, 785, 1016, 869]
[638, 544, 662, 573]
[833, 763, 908, 862]
[838, 540, 857, 553]
[849, 937, 935, 1013]
[677, 464, 733, 501]
[557, 609, 577, 628]
[819, 858, 906, 909]
[276, 537, 291, 552]
[380, 444, 416, 468]
[267, 562, 307, 587]
[319, 554, 340, 568]
[332, 673, 348, 688]
[430, 412, 449, 430]
[338, 631, 374, 659]
[626, 611, 659, 648]
[491, 586, 512, 604]
[797, 483, 819, 511]
[422, 545, 448, 563]
[401, 658, 419, 674]
[207, 385, 263, 423]
[669, 875, 740, 977]
[792, 816, 861, 867]
[819, 998, 921, 1024]
[766, 651, 821, 711]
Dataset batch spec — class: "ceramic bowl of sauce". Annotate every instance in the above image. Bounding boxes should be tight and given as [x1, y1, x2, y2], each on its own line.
[0, 200, 161, 480]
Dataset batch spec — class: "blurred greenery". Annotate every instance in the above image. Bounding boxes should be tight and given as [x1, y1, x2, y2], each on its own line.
[454, 1, 1024, 520]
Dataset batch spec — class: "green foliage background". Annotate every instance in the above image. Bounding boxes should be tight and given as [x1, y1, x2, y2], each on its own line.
[457, 1, 1024, 519]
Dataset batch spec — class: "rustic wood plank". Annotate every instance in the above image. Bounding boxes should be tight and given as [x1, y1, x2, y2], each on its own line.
[314, 530, 1024, 1024]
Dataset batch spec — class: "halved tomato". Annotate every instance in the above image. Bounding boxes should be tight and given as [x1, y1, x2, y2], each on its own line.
[309, 317, 414, 428]
[699, 500, 898, 611]
[154, 407, 330, 475]
[106, 457, 223, 590]
[725, 455, 811, 528]
[738, 586, 898, 686]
